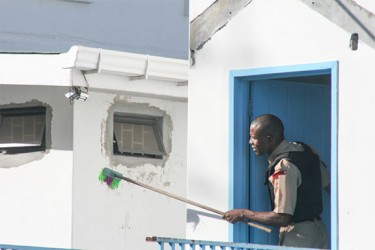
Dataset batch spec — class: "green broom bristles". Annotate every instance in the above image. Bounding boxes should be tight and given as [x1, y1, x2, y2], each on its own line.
[98, 169, 106, 182]
[99, 168, 122, 189]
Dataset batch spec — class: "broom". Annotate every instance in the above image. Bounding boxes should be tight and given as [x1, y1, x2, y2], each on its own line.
[99, 167, 271, 233]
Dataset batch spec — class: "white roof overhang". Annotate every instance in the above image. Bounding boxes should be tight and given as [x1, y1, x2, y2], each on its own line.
[0, 46, 188, 101]
[65, 46, 188, 82]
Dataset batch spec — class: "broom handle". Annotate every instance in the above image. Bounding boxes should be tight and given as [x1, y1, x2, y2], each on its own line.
[117, 174, 271, 233]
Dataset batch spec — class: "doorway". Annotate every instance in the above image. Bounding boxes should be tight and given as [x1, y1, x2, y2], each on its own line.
[228, 62, 338, 248]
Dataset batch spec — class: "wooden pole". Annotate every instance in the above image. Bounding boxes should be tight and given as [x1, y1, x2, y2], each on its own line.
[117, 174, 272, 233]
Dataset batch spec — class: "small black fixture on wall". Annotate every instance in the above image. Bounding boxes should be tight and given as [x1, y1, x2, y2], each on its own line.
[65, 86, 89, 104]
[349, 33, 359, 50]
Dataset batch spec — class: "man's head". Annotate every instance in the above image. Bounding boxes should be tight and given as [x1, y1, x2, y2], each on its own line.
[249, 114, 285, 156]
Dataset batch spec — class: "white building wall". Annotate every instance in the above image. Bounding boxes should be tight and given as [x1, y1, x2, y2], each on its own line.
[188, 0, 375, 248]
[0, 85, 73, 248]
[0, 53, 70, 86]
[0, 48, 188, 249]
[72, 91, 188, 250]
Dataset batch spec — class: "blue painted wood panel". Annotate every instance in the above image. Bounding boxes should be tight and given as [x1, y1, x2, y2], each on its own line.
[250, 80, 331, 246]
[229, 79, 251, 242]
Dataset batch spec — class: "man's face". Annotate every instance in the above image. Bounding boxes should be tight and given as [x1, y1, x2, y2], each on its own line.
[249, 125, 269, 156]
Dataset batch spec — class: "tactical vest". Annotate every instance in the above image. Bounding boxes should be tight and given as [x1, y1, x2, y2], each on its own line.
[266, 142, 323, 223]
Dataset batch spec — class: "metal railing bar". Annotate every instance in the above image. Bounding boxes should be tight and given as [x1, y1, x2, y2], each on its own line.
[146, 236, 325, 250]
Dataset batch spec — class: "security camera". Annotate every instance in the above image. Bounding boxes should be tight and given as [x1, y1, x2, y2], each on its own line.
[65, 91, 79, 99]
[79, 92, 89, 101]
[65, 86, 89, 103]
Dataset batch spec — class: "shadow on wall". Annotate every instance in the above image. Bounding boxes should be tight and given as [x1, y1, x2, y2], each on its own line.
[187, 208, 223, 230]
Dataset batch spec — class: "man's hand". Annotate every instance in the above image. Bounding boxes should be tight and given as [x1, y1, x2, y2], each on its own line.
[223, 209, 246, 224]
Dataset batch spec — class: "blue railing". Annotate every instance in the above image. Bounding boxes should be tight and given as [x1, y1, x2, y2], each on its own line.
[146, 237, 325, 250]
[1, 238, 326, 250]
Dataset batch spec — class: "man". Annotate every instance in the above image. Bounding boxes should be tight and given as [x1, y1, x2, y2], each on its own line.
[223, 114, 329, 248]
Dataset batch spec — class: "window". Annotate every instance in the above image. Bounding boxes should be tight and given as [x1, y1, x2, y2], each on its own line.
[113, 113, 166, 159]
[0, 106, 46, 154]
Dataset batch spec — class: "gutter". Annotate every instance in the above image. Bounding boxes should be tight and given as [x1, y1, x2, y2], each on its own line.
[64, 46, 188, 86]
[0, 46, 189, 101]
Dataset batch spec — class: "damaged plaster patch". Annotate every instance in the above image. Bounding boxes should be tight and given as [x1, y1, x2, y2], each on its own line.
[139, 171, 157, 182]
[121, 164, 173, 190]
[0, 100, 52, 168]
[163, 181, 171, 187]
[101, 95, 173, 169]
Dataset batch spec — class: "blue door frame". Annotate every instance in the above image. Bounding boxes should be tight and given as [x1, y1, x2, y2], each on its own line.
[228, 61, 338, 249]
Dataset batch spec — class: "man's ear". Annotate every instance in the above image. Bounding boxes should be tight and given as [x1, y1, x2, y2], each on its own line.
[266, 135, 272, 142]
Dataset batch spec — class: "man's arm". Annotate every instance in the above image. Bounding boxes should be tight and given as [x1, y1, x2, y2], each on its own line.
[223, 209, 292, 227]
